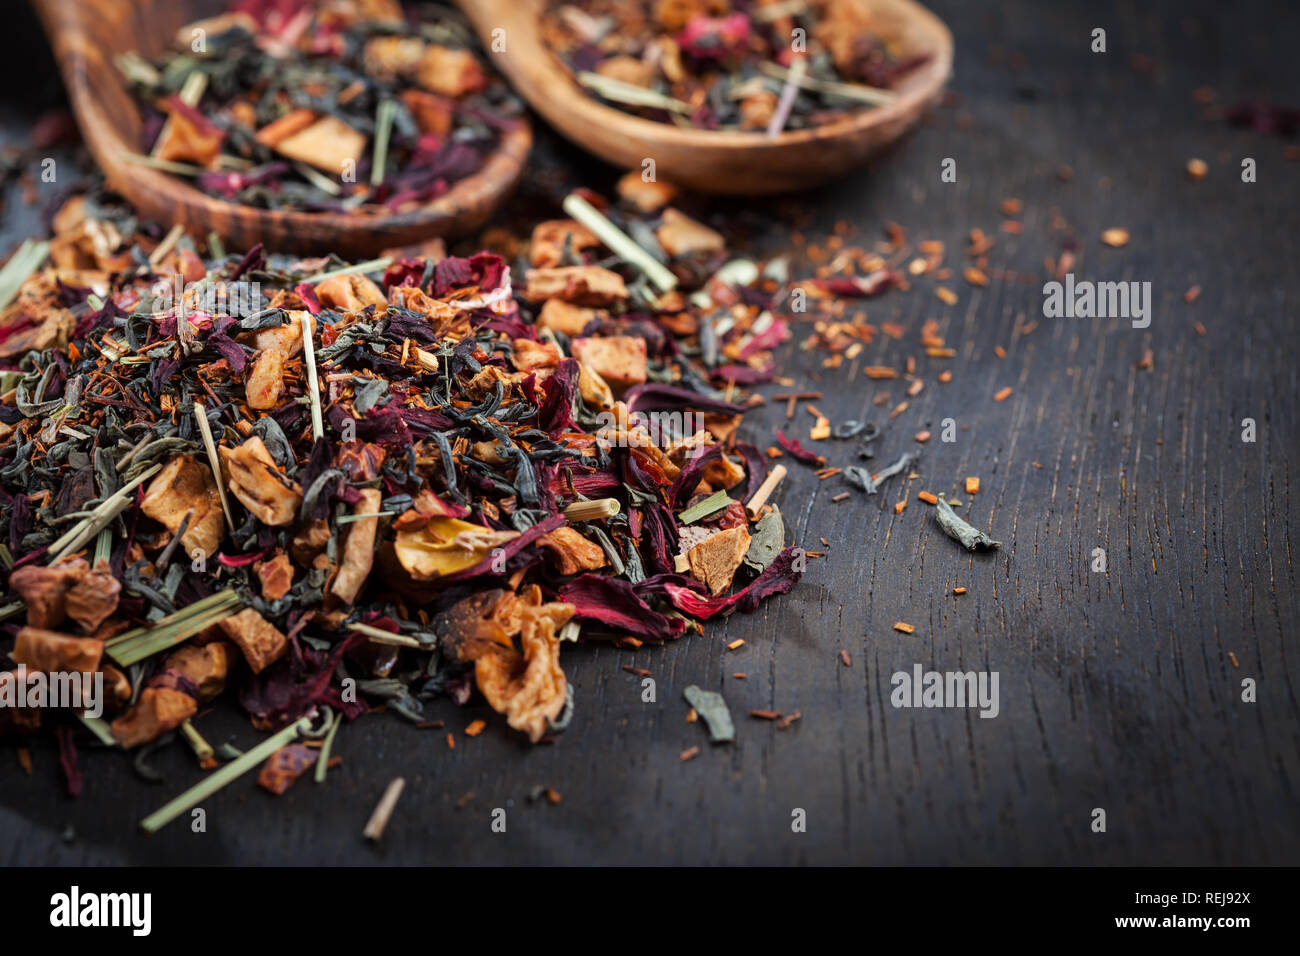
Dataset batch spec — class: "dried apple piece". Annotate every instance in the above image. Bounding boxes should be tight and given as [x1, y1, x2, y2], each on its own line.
[220, 436, 302, 527]
[686, 524, 752, 596]
[140, 455, 226, 557]
[111, 687, 197, 748]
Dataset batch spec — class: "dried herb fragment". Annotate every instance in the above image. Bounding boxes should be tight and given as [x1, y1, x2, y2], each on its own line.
[683, 685, 734, 744]
[933, 496, 1002, 552]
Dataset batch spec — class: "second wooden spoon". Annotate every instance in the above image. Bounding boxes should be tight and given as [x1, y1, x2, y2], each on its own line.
[458, 0, 953, 194]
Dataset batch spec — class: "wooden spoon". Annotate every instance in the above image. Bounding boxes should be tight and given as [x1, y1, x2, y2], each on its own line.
[32, 0, 532, 257]
[460, 0, 952, 194]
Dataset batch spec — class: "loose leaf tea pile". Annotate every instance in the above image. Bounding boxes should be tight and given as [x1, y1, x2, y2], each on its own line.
[0, 173, 813, 812]
[117, 0, 521, 212]
[542, 0, 928, 131]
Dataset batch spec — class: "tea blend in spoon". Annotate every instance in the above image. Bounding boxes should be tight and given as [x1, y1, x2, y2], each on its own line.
[117, 0, 522, 213]
[541, 0, 928, 131]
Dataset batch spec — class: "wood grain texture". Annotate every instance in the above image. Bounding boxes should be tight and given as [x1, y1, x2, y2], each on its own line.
[32, 0, 532, 256]
[459, 0, 953, 194]
[1, 0, 1297, 865]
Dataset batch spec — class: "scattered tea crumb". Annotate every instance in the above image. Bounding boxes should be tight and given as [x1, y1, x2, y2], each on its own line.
[965, 476, 980, 495]
[680, 746, 700, 762]
[465, 720, 486, 737]
[363, 777, 405, 841]
[1102, 228, 1130, 247]
[894, 621, 916, 634]
[1229, 652, 1239, 669]
[839, 649, 852, 667]
[751, 709, 782, 720]
[918, 491, 938, 505]
[953, 586, 968, 596]
[1186, 158, 1208, 180]
[727, 639, 745, 651]
[994, 386, 1013, 402]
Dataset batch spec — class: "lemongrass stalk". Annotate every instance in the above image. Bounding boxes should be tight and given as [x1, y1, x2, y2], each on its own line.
[303, 258, 392, 284]
[314, 714, 342, 784]
[140, 716, 312, 834]
[193, 400, 235, 532]
[562, 193, 677, 293]
[301, 312, 324, 441]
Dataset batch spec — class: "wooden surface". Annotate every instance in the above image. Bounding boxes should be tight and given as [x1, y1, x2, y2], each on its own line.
[460, 0, 952, 193]
[32, 0, 532, 256]
[2, 0, 1298, 865]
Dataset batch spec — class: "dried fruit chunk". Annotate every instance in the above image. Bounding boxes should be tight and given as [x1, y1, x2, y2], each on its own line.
[155, 98, 224, 168]
[539, 526, 607, 575]
[100, 665, 132, 714]
[363, 35, 426, 81]
[247, 311, 313, 357]
[434, 589, 517, 663]
[330, 488, 383, 604]
[570, 335, 648, 389]
[64, 559, 121, 633]
[220, 436, 303, 527]
[615, 170, 677, 212]
[140, 455, 226, 557]
[529, 219, 600, 268]
[536, 298, 603, 337]
[314, 273, 387, 313]
[656, 208, 725, 257]
[686, 524, 751, 596]
[163, 642, 233, 702]
[274, 116, 366, 173]
[257, 743, 318, 794]
[474, 601, 574, 742]
[245, 348, 285, 409]
[8, 560, 86, 628]
[217, 608, 288, 674]
[511, 337, 561, 372]
[394, 515, 519, 580]
[577, 361, 614, 409]
[254, 108, 319, 148]
[255, 551, 294, 601]
[522, 266, 629, 306]
[417, 45, 487, 96]
[110, 687, 197, 748]
[399, 88, 453, 136]
[12, 626, 103, 674]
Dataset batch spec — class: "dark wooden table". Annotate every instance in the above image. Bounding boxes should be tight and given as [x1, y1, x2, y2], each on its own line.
[2, 0, 1297, 866]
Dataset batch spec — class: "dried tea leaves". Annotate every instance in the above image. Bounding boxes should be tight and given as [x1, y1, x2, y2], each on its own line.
[683, 685, 734, 744]
[933, 496, 1001, 552]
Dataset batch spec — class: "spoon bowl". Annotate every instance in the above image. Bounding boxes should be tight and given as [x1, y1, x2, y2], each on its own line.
[460, 0, 953, 194]
[33, 0, 532, 257]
